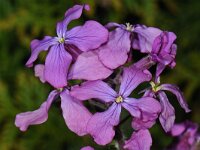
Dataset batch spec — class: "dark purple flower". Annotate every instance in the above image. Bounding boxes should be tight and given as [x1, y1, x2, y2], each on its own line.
[26, 5, 109, 88]
[70, 65, 161, 145]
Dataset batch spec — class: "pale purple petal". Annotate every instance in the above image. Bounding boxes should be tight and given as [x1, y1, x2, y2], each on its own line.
[70, 80, 117, 102]
[124, 129, 152, 150]
[171, 123, 186, 136]
[34, 64, 46, 83]
[15, 90, 58, 131]
[122, 97, 161, 120]
[155, 63, 166, 81]
[105, 22, 121, 29]
[161, 84, 191, 112]
[68, 51, 112, 80]
[98, 28, 131, 69]
[132, 118, 155, 131]
[158, 91, 175, 132]
[87, 103, 121, 145]
[66, 20, 108, 51]
[81, 146, 94, 150]
[119, 65, 152, 97]
[26, 36, 57, 67]
[133, 26, 162, 53]
[60, 90, 92, 136]
[44, 44, 72, 88]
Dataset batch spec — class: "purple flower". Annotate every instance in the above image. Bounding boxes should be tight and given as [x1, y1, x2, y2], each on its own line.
[70, 65, 161, 145]
[15, 89, 92, 136]
[81, 146, 94, 150]
[123, 129, 152, 150]
[25, 4, 109, 88]
[142, 78, 191, 132]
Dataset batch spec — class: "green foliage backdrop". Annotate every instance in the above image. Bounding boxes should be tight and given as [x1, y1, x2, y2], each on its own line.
[0, 0, 200, 149]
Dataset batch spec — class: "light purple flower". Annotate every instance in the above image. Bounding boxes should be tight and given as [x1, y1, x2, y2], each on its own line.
[26, 4, 109, 88]
[80, 146, 94, 150]
[15, 89, 92, 136]
[123, 129, 152, 150]
[70, 65, 161, 145]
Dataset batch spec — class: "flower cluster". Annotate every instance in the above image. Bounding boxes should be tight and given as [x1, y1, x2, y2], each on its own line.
[15, 4, 191, 150]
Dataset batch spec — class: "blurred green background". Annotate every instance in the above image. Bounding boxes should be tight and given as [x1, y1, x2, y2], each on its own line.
[0, 0, 200, 149]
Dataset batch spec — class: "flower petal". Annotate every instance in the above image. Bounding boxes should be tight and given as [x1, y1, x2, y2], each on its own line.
[34, 64, 46, 83]
[122, 97, 161, 121]
[68, 51, 112, 80]
[66, 20, 108, 51]
[60, 90, 92, 136]
[81, 146, 94, 150]
[132, 118, 155, 131]
[161, 84, 191, 113]
[171, 123, 186, 136]
[44, 44, 72, 88]
[26, 36, 57, 67]
[158, 91, 175, 132]
[105, 22, 121, 29]
[123, 129, 152, 150]
[70, 80, 117, 102]
[119, 65, 152, 97]
[98, 28, 131, 69]
[15, 90, 58, 131]
[87, 103, 121, 145]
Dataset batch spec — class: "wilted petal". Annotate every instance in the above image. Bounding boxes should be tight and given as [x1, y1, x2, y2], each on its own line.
[98, 28, 131, 69]
[34, 64, 46, 83]
[70, 80, 117, 102]
[158, 91, 175, 132]
[124, 129, 152, 150]
[161, 84, 191, 112]
[87, 103, 121, 145]
[133, 26, 162, 53]
[81, 146, 94, 150]
[44, 44, 72, 88]
[60, 90, 92, 136]
[132, 118, 155, 131]
[119, 65, 152, 97]
[68, 51, 112, 80]
[66, 20, 108, 51]
[26, 36, 57, 67]
[122, 97, 161, 120]
[15, 90, 58, 131]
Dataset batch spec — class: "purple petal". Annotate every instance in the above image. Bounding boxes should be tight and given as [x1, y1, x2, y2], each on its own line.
[81, 146, 94, 150]
[119, 65, 152, 97]
[98, 28, 131, 69]
[68, 51, 112, 80]
[60, 90, 92, 136]
[155, 63, 166, 81]
[122, 97, 161, 120]
[105, 22, 121, 29]
[158, 91, 175, 132]
[70, 80, 117, 102]
[15, 90, 58, 131]
[44, 44, 72, 88]
[133, 26, 162, 53]
[132, 118, 155, 131]
[26, 36, 57, 67]
[123, 129, 152, 150]
[171, 123, 186, 136]
[87, 103, 121, 145]
[66, 20, 108, 51]
[34, 64, 46, 83]
[161, 84, 191, 112]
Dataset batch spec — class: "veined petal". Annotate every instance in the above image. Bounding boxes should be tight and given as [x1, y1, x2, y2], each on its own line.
[70, 80, 117, 102]
[15, 90, 58, 131]
[98, 28, 131, 69]
[44, 44, 72, 88]
[34, 64, 46, 83]
[161, 84, 191, 113]
[124, 129, 152, 150]
[122, 97, 161, 120]
[68, 51, 112, 80]
[60, 90, 92, 136]
[26, 36, 57, 67]
[66, 20, 108, 51]
[132, 118, 155, 131]
[87, 103, 121, 145]
[105, 22, 121, 29]
[119, 65, 152, 97]
[158, 91, 175, 132]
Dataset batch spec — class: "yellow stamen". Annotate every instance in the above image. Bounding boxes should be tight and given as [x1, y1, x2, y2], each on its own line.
[115, 96, 123, 103]
[150, 81, 161, 92]
[58, 38, 65, 43]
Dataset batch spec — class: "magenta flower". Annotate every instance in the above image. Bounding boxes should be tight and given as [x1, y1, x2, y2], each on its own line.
[70, 65, 161, 145]
[15, 89, 92, 136]
[25, 4, 109, 88]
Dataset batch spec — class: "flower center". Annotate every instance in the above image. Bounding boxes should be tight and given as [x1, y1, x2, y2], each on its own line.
[126, 23, 134, 32]
[150, 81, 161, 92]
[115, 96, 123, 103]
[58, 37, 65, 43]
